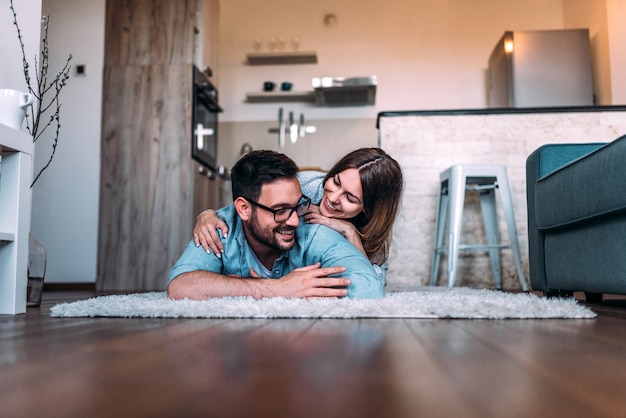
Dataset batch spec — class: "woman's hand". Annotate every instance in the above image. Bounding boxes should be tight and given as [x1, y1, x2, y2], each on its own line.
[193, 210, 229, 256]
[303, 208, 367, 256]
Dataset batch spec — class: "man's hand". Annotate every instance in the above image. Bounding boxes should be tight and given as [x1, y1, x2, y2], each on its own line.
[259, 263, 350, 299]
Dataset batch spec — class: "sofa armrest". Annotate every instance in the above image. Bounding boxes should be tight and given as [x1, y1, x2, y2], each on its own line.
[526, 142, 606, 292]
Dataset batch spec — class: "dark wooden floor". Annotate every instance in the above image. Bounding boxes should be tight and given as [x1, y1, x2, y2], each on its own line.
[1, 290, 626, 418]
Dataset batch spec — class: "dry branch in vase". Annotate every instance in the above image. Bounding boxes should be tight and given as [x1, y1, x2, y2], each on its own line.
[9, 0, 72, 187]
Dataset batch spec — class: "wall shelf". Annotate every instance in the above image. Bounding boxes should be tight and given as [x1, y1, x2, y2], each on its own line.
[246, 91, 315, 103]
[246, 51, 318, 65]
[0, 232, 16, 242]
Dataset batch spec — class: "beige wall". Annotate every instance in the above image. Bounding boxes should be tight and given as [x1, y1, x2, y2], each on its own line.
[607, 0, 626, 104]
[218, 0, 568, 123]
[563, 0, 612, 104]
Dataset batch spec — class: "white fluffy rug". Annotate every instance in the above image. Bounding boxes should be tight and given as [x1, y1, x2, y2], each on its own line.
[50, 286, 596, 319]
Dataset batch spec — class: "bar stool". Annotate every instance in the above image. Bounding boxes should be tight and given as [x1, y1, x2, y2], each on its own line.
[430, 164, 528, 290]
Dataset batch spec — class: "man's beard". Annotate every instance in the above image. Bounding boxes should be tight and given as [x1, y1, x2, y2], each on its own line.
[247, 209, 297, 252]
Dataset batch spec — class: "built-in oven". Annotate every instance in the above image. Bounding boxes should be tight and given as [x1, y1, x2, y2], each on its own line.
[192, 66, 222, 172]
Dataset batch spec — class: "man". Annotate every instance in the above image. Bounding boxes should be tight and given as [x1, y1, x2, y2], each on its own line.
[168, 150, 384, 300]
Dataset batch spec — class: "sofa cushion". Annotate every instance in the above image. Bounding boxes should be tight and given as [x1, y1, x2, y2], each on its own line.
[535, 134, 626, 230]
[544, 215, 626, 293]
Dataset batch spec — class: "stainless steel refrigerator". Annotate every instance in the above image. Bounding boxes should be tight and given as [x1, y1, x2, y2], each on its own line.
[487, 29, 594, 108]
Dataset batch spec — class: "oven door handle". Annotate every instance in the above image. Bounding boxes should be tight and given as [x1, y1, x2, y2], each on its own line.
[195, 124, 215, 137]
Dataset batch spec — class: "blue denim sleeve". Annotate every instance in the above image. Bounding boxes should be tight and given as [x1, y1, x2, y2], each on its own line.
[168, 204, 245, 285]
[167, 240, 224, 284]
[303, 225, 385, 299]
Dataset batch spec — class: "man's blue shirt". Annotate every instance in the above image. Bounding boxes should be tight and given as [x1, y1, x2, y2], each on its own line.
[168, 204, 385, 299]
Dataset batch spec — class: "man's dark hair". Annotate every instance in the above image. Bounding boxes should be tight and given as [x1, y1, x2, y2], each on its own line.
[230, 150, 299, 201]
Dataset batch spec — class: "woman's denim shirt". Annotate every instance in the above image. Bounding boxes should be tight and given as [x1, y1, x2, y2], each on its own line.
[298, 171, 389, 283]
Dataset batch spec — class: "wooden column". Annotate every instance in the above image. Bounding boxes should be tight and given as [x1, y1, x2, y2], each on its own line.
[98, 0, 199, 291]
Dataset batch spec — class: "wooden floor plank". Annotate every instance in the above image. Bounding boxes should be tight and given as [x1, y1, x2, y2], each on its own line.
[462, 318, 626, 417]
[401, 319, 567, 417]
[337, 319, 472, 418]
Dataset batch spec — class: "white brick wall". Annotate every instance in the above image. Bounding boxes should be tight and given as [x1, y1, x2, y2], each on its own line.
[380, 109, 626, 290]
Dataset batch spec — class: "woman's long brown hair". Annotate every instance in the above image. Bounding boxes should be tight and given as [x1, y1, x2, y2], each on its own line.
[323, 148, 403, 265]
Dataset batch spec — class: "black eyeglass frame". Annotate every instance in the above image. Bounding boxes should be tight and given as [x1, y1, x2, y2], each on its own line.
[245, 195, 311, 222]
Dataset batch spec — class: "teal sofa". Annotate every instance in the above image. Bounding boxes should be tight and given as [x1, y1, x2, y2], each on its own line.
[526, 134, 626, 301]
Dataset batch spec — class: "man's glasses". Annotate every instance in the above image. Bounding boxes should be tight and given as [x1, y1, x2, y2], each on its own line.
[246, 195, 311, 222]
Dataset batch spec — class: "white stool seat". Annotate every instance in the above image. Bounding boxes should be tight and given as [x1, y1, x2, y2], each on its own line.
[430, 164, 528, 290]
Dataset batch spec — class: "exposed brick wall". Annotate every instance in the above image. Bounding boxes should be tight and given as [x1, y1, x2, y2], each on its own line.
[380, 110, 626, 290]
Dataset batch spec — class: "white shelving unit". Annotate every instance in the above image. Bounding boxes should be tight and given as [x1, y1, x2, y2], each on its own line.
[0, 124, 33, 315]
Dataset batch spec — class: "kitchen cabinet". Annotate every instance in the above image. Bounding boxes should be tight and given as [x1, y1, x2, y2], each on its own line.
[193, 167, 224, 218]
[98, 0, 220, 291]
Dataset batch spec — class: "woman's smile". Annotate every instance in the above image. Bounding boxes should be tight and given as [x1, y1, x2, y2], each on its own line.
[323, 197, 341, 214]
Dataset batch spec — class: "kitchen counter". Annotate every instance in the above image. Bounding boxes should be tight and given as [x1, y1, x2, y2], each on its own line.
[378, 106, 626, 289]
[376, 105, 626, 128]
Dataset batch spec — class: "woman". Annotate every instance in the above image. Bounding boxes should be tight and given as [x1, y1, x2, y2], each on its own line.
[193, 147, 403, 282]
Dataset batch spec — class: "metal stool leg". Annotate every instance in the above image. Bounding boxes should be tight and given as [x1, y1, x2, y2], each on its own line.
[497, 170, 529, 291]
[446, 167, 466, 287]
[430, 182, 448, 285]
[479, 187, 502, 289]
